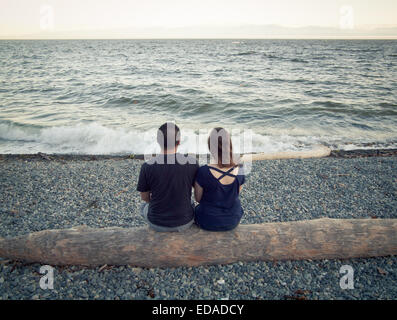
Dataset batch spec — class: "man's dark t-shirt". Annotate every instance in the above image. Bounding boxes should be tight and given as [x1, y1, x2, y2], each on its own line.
[137, 153, 199, 227]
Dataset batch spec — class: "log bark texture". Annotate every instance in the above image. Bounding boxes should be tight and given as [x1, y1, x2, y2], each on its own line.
[241, 145, 331, 162]
[1, 218, 396, 267]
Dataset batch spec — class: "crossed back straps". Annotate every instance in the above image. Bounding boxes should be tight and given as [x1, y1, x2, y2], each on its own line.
[209, 165, 238, 181]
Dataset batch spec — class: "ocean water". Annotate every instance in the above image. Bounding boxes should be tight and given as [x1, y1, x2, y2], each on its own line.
[0, 39, 396, 155]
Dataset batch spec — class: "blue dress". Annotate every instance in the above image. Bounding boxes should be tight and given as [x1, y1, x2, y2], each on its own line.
[195, 165, 245, 231]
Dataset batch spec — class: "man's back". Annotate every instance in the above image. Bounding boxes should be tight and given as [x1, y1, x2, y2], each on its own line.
[137, 153, 199, 228]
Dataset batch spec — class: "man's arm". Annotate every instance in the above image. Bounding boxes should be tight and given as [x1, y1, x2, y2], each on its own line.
[137, 163, 151, 203]
[140, 192, 151, 203]
[194, 182, 203, 203]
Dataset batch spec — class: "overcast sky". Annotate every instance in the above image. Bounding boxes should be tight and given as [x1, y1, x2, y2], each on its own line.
[1, 0, 397, 38]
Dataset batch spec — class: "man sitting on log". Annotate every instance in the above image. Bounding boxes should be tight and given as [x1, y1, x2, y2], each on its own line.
[137, 123, 199, 232]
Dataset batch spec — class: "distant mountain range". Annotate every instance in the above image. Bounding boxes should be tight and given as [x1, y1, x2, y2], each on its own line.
[2, 24, 397, 39]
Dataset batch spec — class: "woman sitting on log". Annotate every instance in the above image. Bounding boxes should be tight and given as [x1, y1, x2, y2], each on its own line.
[194, 128, 246, 231]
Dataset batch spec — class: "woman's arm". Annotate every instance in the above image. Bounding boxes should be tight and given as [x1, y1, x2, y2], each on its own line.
[194, 182, 203, 203]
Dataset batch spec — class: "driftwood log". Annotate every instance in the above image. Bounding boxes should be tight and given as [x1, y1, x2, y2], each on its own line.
[0, 218, 396, 267]
[241, 145, 331, 162]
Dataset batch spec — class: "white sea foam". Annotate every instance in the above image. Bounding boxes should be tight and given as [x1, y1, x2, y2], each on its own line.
[1, 122, 396, 155]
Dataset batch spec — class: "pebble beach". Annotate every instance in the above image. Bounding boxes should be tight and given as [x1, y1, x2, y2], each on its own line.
[0, 152, 396, 300]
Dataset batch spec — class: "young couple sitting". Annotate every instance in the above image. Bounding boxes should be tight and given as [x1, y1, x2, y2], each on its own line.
[137, 122, 245, 232]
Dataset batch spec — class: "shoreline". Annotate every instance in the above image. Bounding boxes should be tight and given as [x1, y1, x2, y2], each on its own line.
[1, 152, 396, 299]
[0, 148, 397, 162]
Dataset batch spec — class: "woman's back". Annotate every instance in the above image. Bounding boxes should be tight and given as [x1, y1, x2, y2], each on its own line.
[209, 165, 239, 185]
[194, 164, 245, 231]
